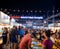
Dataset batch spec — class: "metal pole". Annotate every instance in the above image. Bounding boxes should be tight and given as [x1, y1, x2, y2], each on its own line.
[53, 7, 55, 27]
[47, 11, 49, 27]
[53, 6, 55, 30]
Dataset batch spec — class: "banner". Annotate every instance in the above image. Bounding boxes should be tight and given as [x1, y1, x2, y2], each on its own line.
[10, 16, 20, 18]
[21, 16, 43, 19]
[10, 16, 43, 19]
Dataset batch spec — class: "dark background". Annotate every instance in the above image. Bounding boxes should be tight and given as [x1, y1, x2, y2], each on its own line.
[0, 0, 60, 24]
[0, 0, 59, 15]
[0, 0, 59, 10]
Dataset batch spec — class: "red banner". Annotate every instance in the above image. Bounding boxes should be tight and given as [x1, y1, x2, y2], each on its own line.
[10, 16, 20, 18]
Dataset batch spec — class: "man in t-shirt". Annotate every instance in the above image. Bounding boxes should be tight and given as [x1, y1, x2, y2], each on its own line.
[18, 26, 25, 39]
[19, 29, 33, 49]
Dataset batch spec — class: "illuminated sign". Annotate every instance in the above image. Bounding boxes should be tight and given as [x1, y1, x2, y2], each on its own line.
[10, 16, 20, 18]
[10, 16, 43, 19]
[21, 16, 43, 19]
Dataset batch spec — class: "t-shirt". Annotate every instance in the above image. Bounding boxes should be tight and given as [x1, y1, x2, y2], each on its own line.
[10, 29, 18, 43]
[11, 29, 18, 36]
[19, 34, 32, 49]
[2, 31, 8, 44]
[19, 29, 25, 36]
[43, 39, 53, 49]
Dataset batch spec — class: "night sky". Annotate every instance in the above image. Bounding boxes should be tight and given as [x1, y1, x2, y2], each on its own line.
[0, 0, 60, 24]
[0, 0, 59, 16]
[0, 0, 60, 16]
[0, 0, 59, 9]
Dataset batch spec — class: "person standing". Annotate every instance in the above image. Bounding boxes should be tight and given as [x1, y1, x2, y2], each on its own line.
[2, 27, 9, 48]
[19, 29, 33, 49]
[18, 26, 25, 39]
[42, 30, 53, 49]
[10, 26, 18, 49]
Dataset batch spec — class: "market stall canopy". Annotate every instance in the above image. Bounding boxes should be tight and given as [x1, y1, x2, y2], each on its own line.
[0, 11, 10, 24]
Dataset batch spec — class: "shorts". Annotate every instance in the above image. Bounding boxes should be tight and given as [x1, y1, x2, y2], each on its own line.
[10, 36, 17, 43]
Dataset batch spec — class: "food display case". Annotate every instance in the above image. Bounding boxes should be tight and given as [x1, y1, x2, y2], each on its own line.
[31, 38, 42, 49]
[0, 29, 3, 45]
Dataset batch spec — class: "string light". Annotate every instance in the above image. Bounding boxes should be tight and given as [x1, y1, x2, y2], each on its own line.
[1, 8, 59, 16]
[18, 10, 20, 12]
[5, 9, 7, 11]
[31, 10, 33, 12]
[13, 9, 16, 12]
[39, 10, 42, 13]
[26, 10, 28, 13]
[7, 12, 10, 14]
[4, 9, 7, 12]
[57, 10, 59, 12]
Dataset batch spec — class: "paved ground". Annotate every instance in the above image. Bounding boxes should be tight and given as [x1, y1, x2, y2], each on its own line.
[2, 44, 11, 49]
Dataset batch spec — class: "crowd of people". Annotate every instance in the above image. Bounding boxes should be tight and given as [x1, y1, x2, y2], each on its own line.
[0, 26, 60, 49]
